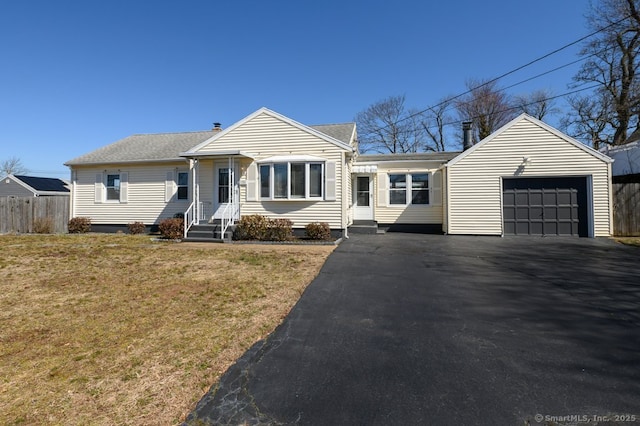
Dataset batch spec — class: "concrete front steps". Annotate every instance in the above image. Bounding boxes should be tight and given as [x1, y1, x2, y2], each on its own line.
[348, 220, 385, 235]
[183, 223, 235, 243]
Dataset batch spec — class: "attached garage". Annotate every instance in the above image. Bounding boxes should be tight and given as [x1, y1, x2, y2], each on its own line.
[444, 114, 613, 238]
[502, 177, 588, 237]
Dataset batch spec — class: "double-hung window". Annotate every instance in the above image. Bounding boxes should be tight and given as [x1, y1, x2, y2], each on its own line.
[388, 173, 429, 205]
[106, 174, 121, 201]
[177, 171, 189, 200]
[260, 162, 324, 200]
[389, 174, 407, 205]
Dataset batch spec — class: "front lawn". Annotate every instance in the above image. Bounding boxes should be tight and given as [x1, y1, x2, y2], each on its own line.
[0, 234, 334, 425]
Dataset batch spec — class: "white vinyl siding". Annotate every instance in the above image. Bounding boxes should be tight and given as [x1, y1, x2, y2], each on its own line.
[195, 112, 346, 228]
[74, 162, 190, 224]
[446, 118, 612, 237]
[372, 162, 444, 225]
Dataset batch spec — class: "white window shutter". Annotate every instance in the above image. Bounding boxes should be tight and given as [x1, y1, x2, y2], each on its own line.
[325, 161, 336, 201]
[246, 163, 258, 201]
[431, 171, 442, 205]
[94, 173, 103, 203]
[119, 172, 128, 203]
[377, 172, 388, 207]
[165, 171, 175, 202]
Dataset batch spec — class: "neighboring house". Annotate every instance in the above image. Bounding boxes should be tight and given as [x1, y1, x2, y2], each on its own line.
[65, 108, 613, 238]
[0, 174, 70, 197]
[601, 137, 640, 183]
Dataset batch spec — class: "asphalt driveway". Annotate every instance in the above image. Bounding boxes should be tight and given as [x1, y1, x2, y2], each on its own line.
[185, 234, 640, 425]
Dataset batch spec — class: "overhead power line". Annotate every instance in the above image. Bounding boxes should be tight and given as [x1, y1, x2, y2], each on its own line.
[359, 13, 632, 139]
[437, 83, 601, 132]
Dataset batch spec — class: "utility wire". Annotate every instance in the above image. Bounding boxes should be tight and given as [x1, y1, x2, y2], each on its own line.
[440, 44, 617, 116]
[359, 13, 632, 138]
[438, 83, 602, 131]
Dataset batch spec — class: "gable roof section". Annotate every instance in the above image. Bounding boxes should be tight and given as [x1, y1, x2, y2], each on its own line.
[446, 114, 613, 167]
[310, 123, 356, 146]
[65, 131, 215, 166]
[183, 108, 356, 155]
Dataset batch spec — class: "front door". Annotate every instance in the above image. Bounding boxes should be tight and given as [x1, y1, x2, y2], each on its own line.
[354, 175, 373, 220]
[213, 163, 239, 220]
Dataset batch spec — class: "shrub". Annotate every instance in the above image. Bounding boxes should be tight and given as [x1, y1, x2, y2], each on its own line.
[305, 222, 332, 240]
[234, 215, 270, 240]
[127, 221, 146, 235]
[68, 217, 91, 234]
[265, 218, 293, 242]
[33, 217, 55, 234]
[159, 218, 184, 240]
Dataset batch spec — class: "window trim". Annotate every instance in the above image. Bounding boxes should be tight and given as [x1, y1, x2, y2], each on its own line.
[387, 172, 431, 206]
[176, 170, 190, 201]
[105, 173, 121, 202]
[259, 162, 325, 201]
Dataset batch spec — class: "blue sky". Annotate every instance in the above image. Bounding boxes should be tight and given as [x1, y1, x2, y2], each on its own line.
[1, 1, 590, 177]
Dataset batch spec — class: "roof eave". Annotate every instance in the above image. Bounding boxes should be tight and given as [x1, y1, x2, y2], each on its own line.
[179, 150, 256, 159]
[65, 158, 190, 167]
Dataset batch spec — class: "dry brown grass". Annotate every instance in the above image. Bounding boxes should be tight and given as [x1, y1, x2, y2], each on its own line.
[0, 234, 335, 425]
[615, 237, 640, 247]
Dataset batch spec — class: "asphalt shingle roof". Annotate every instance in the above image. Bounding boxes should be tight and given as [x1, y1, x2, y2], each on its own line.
[310, 123, 356, 145]
[65, 131, 216, 165]
[65, 123, 357, 166]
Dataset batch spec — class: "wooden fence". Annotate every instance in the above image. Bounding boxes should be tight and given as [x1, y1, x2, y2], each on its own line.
[612, 183, 640, 237]
[0, 196, 70, 234]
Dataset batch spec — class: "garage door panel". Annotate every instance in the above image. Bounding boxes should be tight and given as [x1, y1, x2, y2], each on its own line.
[530, 222, 544, 234]
[530, 192, 543, 205]
[530, 207, 543, 219]
[504, 222, 515, 234]
[557, 222, 575, 235]
[543, 222, 557, 235]
[543, 192, 557, 205]
[544, 207, 557, 219]
[557, 191, 573, 205]
[516, 222, 531, 234]
[503, 177, 588, 237]
[504, 192, 515, 205]
[516, 192, 529, 204]
[516, 207, 530, 220]
[558, 206, 573, 220]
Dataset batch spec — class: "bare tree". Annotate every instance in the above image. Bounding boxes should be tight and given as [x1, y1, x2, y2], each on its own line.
[355, 95, 425, 153]
[570, 0, 640, 145]
[560, 92, 612, 149]
[455, 78, 516, 144]
[514, 89, 560, 120]
[420, 96, 454, 151]
[1, 157, 28, 176]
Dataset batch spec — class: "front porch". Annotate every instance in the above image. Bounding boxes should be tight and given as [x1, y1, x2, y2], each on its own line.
[181, 152, 252, 239]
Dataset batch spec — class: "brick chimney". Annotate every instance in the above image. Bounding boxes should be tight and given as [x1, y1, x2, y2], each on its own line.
[212, 122, 222, 132]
